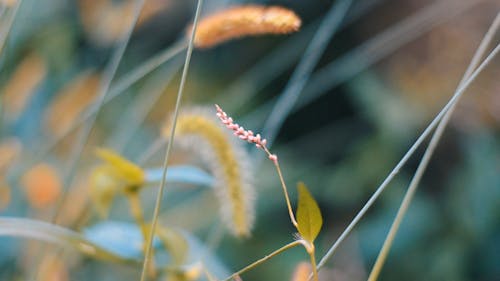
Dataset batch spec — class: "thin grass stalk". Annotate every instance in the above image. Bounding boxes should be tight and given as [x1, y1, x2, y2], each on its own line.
[245, 0, 483, 125]
[136, 137, 166, 165]
[222, 241, 303, 281]
[20, 40, 186, 169]
[259, 0, 353, 153]
[366, 13, 500, 281]
[51, 0, 147, 224]
[105, 58, 183, 152]
[218, 0, 385, 113]
[314, 42, 500, 274]
[28, 0, 147, 279]
[299, 0, 485, 108]
[0, 0, 22, 130]
[0, 0, 21, 56]
[139, 1, 203, 280]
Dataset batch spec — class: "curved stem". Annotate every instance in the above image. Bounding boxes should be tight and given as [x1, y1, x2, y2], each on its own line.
[263, 146, 297, 228]
[222, 240, 302, 281]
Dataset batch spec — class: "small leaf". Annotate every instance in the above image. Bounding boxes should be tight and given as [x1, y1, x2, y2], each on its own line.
[95, 148, 144, 185]
[296, 182, 323, 243]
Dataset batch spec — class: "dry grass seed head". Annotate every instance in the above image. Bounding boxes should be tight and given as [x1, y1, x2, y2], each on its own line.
[162, 107, 255, 237]
[190, 5, 301, 48]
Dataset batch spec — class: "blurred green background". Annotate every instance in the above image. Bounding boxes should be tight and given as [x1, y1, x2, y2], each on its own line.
[0, 0, 499, 280]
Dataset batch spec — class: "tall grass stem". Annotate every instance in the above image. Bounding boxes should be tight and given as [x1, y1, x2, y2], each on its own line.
[139, 1, 203, 280]
[314, 41, 500, 274]
[366, 13, 500, 281]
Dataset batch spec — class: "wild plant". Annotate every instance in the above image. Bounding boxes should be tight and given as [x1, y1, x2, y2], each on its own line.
[0, 0, 498, 281]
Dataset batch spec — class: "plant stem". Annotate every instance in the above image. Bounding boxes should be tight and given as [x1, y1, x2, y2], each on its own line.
[127, 193, 147, 240]
[52, 0, 147, 224]
[139, 1, 203, 280]
[222, 241, 302, 281]
[366, 13, 500, 281]
[306, 243, 319, 281]
[259, 0, 353, 152]
[263, 146, 298, 228]
[314, 41, 500, 275]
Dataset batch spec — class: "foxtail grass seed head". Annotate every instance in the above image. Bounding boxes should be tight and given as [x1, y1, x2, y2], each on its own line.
[89, 148, 145, 217]
[189, 5, 301, 48]
[163, 107, 255, 237]
[21, 163, 62, 209]
[215, 104, 278, 164]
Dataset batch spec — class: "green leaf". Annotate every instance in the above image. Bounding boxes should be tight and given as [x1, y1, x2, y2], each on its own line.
[296, 182, 323, 243]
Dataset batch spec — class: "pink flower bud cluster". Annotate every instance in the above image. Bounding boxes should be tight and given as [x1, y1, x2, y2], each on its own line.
[215, 104, 278, 164]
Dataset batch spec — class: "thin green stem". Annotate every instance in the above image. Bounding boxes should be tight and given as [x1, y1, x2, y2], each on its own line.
[263, 146, 297, 228]
[245, 0, 482, 124]
[4, 40, 186, 183]
[139, 1, 203, 280]
[127, 193, 148, 241]
[222, 241, 302, 281]
[0, 0, 21, 56]
[366, 13, 500, 281]
[314, 42, 500, 274]
[51, 0, 147, 224]
[259, 0, 352, 151]
[0, 0, 22, 130]
[305, 243, 319, 281]
[105, 59, 182, 151]
[298, 0, 482, 109]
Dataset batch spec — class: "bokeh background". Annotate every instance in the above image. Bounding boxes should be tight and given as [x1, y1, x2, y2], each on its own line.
[0, 0, 499, 280]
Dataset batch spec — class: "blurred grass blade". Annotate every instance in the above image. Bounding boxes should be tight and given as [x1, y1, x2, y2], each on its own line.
[145, 165, 214, 186]
[366, 13, 500, 281]
[259, 0, 353, 152]
[0, 217, 140, 264]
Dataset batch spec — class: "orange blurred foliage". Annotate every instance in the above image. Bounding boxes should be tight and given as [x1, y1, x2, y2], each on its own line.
[38, 254, 69, 281]
[44, 71, 100, 137]
[78, 0, 171, 45]
[0, 180, 10, 211]
[21, 163, 62, 209]
[1, 53, 46, 122]
[290, 262, 312, 281]
[0, 137, 22, 173]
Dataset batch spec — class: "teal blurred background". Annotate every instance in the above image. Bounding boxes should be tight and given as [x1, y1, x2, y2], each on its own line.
[0, 0, 499, 280]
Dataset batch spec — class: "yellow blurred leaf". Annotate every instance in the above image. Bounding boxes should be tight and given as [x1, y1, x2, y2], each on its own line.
[296, 182, 322, 243]
[95, 148, 144, 185]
